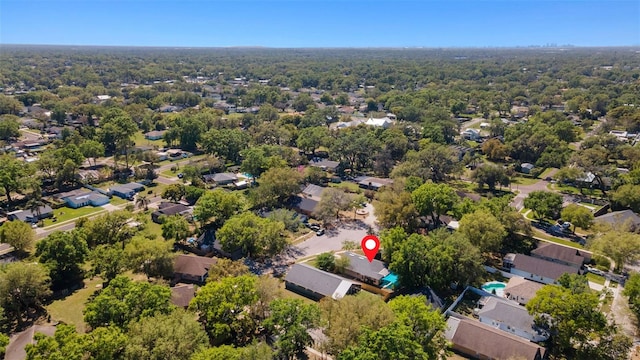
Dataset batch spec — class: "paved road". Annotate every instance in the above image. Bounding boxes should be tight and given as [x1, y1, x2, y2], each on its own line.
[460, 117, 487, 131]
[5, 324, 56, 360]
[510, 168, 559, 210]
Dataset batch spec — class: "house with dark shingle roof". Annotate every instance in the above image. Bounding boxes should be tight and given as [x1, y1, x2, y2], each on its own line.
[170, 284, 195, 308]
[476, 296, 549, 342]
[445, 315, 548, 360]
[285, 264, 360, 301]
[301, 184, 326, 200]
[503, 253, 579, 285]
[530, 242, 591, 269]
[342, 252, 390, 286]
[7, 205, 54, 223]
[202, 172, 238, 185]
[504, 276, 545, 305]
[173, 254, 217, 285]
[596, 210, 640, 231]
[309, 158, 340, 172]
[151, 202, 192, 223]
[144, 130, 166, 140]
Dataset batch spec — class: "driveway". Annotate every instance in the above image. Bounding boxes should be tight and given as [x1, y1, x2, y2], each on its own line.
[5, 324, 56, 360]
[510, 168, 559, 210]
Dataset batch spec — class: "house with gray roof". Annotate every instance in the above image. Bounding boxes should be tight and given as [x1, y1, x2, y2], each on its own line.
[309, 158, 340, 172]
[301, 184, 326, 200]
[445, 315, 548, 360]
[503, 253, 579, 285]
[285, 264, 360, 301]
[55, 189, 110, 208]
[355, 176, 393, 191]
[342, 252, 390, 286]
[596, 210, 640, 231]
[476, 296, 549, 342]
[7, 205, 53, 223]
[202, 172, 238, 185]
[504, 276, 545, 305]
[110, 182, 145, 199]
[530, 242, 591, 269]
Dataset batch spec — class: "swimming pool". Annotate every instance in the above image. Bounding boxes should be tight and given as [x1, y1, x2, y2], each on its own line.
[481, 281, 507, 297]
[381, 273, 399, 289]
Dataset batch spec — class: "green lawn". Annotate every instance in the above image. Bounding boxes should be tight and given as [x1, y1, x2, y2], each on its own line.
[143, 214, 165, 240]
[43, 206, 105, 226]
[329, 181, 362, 193]
[46, 277, 103, 333]
[586, 272, 606, 286]
[109, 196, 129, 206]
[511, 176, 540, 186]
[132, 131, 164, 147]
[532, 229, 584, 249]
[537, 168, 556, 179]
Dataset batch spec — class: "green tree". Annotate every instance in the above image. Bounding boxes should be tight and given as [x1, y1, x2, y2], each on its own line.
[190, 343, 273, 360]
[240, 147, 268, 179]
[458, 209, 507, 253]
[0, 115, 20, 140]
[161, 183, 186, 203]
[611, 184, 640, 212]
[264, 299, 321, 359]
[79, 140, 105, 167]
[25, 324, 86, 360]
[252, 167, 304, 208]
[424, 233, 485, 291]
[388, 295, 448, 359]
[216, 212, 287, 258]
[0, 262, 51, 326]
[207, 258, 250, 283]
[481, 138, 507, 161]
[189, 275, 259, 345]
[589, 230, 640, 271]
[523, 190, 563, 220]
[80, 210, 137, 249]
[99, 108, 138, 170]
[390, 233, 431, 288]
[0, 95, 23, 115]
[89, 244, 126, 285]
[320, 292, 395, 355]
[193, 189, 245, 228]
[411, 182, 459, 225]
[0, 154, 35, 204]
[316, 252, 336, 272]
[339, 322, 430, 360]
[84, 326, 128, 360]
[124, 237, 175, 280]
[36, 230, 88, 290]
[374, 182, 419, 232]
[560, 204, 594, 233]
[200, 128, 249, 163]
[314, 188, 354, 224]
[379, 226, 408, 263]
[623, 272, 640, 320]
[527, 275, 627, 358]
[471, 164, 510, 191]
[0, 219, 35, 253]
[161, 214, 191, 242]
[296, 126, 329, 154]
[125, 310, 208, 360]
[83, 275, 172, 329]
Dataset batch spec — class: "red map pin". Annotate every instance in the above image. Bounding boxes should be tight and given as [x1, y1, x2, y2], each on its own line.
[361, 234, 380, 262]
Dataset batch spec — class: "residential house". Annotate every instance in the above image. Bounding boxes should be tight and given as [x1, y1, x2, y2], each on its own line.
[151, 202, 193, 223]
[309, 158, 340, 172]
[173, 254, 217, 285]
[444, 315, 548, 360]
[7, 205, 54, 223]
[596, 210, 640, 231]
[504, 276, 544, 305]
[144, 130, 166, 140]
[461, 128, 481, 141]
[520, 163, 535, 174]
[291, 196, 320, 217]
[354, 176, 393, 191]
[197, 230, 244, 260]
[503, 253, 579, 285]
[342, 252, 390, 286]
[170, 284, 195, 308]
[475, 296, 549, 342]
[110, 182, 145, 200]
[301, 184, 326, 200]
[530, 242, 591, 269]
[54, 189, 110, 208]
[285, 264, 361, 301]
[202, 172, 238, 185]
[365, 117, 393, 128]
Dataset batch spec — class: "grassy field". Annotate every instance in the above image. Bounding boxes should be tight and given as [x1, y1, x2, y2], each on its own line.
[511, 176, 540, 186]
[532, 229, 584, 249]
[537, 167, 556, 179]
[587, 272, 606, 285]
[132, 131, 164, 147]
[328, 181, 362, 193]
[109, 196, 129, 206]
[43, 206, 105, 226]
[46, 277, 103, 333]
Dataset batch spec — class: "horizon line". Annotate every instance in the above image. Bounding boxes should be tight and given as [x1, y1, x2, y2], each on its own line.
[2, 43, 640, 50]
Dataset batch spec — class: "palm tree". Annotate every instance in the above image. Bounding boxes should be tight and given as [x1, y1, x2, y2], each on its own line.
[136, 195, 150, 211]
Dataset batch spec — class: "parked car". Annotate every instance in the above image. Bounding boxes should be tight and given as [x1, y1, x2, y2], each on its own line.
[316, 229, 325, 236]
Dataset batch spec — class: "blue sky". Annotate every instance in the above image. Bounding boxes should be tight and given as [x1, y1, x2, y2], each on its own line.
[1, 0, 638, 47]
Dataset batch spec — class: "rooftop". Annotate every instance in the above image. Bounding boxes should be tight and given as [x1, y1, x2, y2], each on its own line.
[344, 252, 389, 281]
[531, 242, 591, 266]
[504, 276, 545, 305]
[302, 184, 326, 199]
[170, 284, 195, 308]
[477, 296, 543, 338]
[445, 316, 546, 360]
[509, 253, 579, 281]
[285, 263, 357, 300]
[596, 210, 640, 229]
[173, 254, 216, 278]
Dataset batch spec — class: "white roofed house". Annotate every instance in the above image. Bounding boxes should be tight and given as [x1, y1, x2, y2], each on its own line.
[365, 116, 393, 128]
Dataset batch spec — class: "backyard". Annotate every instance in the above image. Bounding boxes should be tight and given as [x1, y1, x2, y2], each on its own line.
[43, 206, 106, 227]
[46, 277, 103, 333]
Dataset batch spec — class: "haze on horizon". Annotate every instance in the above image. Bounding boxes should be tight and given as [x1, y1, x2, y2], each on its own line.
[1, 0, 639, 48]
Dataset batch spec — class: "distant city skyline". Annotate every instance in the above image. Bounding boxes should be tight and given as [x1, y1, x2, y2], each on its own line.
[1, 1, 639, 48]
